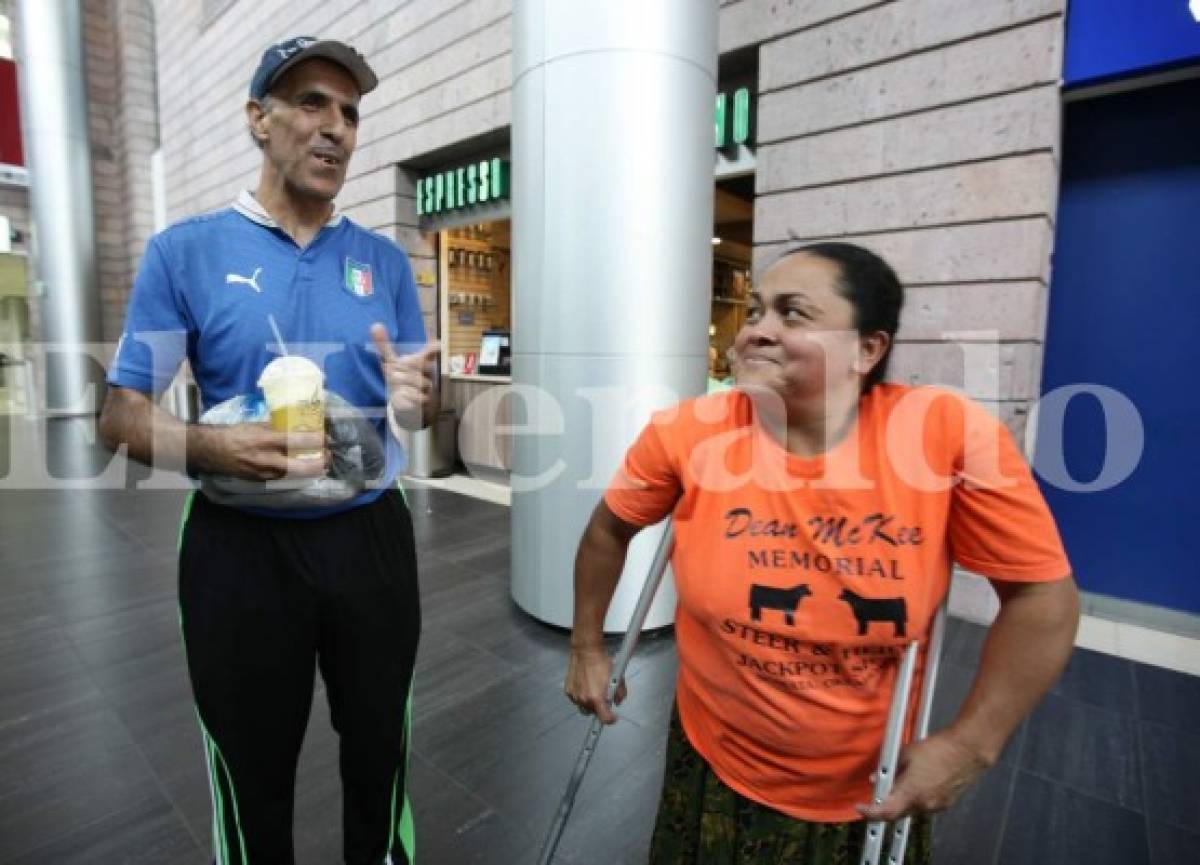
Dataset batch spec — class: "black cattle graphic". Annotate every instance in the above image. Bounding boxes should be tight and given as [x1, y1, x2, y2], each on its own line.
[749, 584, 813, 626]
[838, 589, 908, 637]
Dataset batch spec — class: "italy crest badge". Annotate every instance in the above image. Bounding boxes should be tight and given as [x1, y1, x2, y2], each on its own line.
[344, 258, 374, 298]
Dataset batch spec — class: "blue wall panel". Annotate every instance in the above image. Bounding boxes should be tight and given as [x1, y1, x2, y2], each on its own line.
[1065, 0, 1200, 86]
[1036, 77, 1200, 614]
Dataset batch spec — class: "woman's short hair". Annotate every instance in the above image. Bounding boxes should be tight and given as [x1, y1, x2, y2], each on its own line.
[773, 242, 904, 393]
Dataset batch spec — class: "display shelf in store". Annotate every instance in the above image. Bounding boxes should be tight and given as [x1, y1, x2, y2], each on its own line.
[439, 223, 512, 363]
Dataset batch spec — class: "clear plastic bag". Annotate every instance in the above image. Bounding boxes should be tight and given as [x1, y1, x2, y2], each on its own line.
[198, 391, 386, 510]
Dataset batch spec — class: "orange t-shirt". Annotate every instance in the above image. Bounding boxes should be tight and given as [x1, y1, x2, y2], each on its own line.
[604, 384, 1070, 822]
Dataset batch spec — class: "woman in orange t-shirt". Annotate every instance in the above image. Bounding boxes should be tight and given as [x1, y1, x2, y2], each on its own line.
[565, 243, 1080, 864]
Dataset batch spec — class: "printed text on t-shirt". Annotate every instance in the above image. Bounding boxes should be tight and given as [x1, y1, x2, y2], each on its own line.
[724, 508, 924, 547]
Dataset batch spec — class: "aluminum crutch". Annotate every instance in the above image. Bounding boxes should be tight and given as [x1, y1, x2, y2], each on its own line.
[886, 602, 948, 864]
[860, 601, 950, 865]
[535, 520, 676, 865]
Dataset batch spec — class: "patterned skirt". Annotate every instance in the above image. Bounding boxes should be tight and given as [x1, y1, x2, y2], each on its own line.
[648, 707, 933, 865]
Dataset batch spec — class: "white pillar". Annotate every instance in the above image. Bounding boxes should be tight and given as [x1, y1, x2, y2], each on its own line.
[511, 1, 718, 629]
[15, 0, 104, 415]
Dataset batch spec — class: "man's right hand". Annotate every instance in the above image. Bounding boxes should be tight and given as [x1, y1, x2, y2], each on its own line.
[98, 386, 330, 481]
[196, 423, 329, 481]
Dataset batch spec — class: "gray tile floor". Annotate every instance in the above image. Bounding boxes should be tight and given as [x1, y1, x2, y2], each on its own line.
[1, 417, 1198, 864]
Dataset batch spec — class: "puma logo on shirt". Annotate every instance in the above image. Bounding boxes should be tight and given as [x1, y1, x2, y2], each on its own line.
[226, 267, 263, 293]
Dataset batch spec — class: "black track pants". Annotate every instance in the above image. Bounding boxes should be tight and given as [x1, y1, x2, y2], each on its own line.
[179, 489, 421, 865]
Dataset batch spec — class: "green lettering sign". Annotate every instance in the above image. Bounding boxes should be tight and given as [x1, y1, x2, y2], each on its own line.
[715, 87, 755, 151]
[478, 159, 491, 203]
[733, 87, 752, 146]
[417, 157, 512, 219]
[467, 163, 478, 205]
[490, 157, 508, 200]
[715, 92, 728, 148]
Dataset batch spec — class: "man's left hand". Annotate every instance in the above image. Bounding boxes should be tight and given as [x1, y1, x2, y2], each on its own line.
[856, 730, 992, 821]
[370, 323, 439, 431]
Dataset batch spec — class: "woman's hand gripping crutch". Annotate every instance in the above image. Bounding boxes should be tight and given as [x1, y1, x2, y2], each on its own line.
[537, 521, 676, 865]
[859, 601, 949, 865]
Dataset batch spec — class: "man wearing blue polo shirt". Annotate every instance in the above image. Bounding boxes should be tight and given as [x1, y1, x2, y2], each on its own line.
[98, 37, 434, 865]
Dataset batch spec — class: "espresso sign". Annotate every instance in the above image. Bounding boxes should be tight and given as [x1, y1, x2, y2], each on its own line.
[416, 157, 510, 218]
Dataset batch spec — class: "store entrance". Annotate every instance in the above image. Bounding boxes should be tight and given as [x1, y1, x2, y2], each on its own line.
[709, 176, 754, 386]
[442, 220, 511, 376]
[438, 219, 514, 478]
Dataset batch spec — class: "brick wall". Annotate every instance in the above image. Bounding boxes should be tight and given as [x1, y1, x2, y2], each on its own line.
[83, 0, 125, 342]
[743, 0, 1066, 436]
[106, 0, 160, 341]
[154, 0, 514, 216]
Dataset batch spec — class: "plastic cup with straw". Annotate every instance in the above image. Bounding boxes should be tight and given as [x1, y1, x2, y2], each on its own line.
[257, 315, 325, 459]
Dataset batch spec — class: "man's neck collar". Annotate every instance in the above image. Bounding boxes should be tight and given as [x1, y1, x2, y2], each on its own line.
[233, 189, 343, 230]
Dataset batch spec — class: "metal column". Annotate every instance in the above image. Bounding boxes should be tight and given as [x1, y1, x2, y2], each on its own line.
[15, 0, 104, 415]
[511, 1, 717, 628]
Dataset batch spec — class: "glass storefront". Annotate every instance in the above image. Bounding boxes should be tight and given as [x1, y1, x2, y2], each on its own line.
[709, 176, 753, 383]
[441, 220, 511, 377]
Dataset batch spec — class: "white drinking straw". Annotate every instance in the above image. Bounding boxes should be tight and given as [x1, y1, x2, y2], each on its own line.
[267, 314, 289, 357]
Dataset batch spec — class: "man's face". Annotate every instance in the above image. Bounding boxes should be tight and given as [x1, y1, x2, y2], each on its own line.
[249, 58, 361, 202]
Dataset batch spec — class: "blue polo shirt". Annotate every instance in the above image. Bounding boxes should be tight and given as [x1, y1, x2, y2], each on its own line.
[108, 191, 427, 516]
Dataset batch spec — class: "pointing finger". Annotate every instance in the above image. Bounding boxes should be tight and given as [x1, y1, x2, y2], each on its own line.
[370, 323, 398, 364]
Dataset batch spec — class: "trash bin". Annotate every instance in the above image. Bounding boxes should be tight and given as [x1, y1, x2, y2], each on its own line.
[404, 408, 458, 478]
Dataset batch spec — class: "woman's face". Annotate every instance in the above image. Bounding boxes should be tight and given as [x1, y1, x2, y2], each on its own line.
[733, 252, 880, 401]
